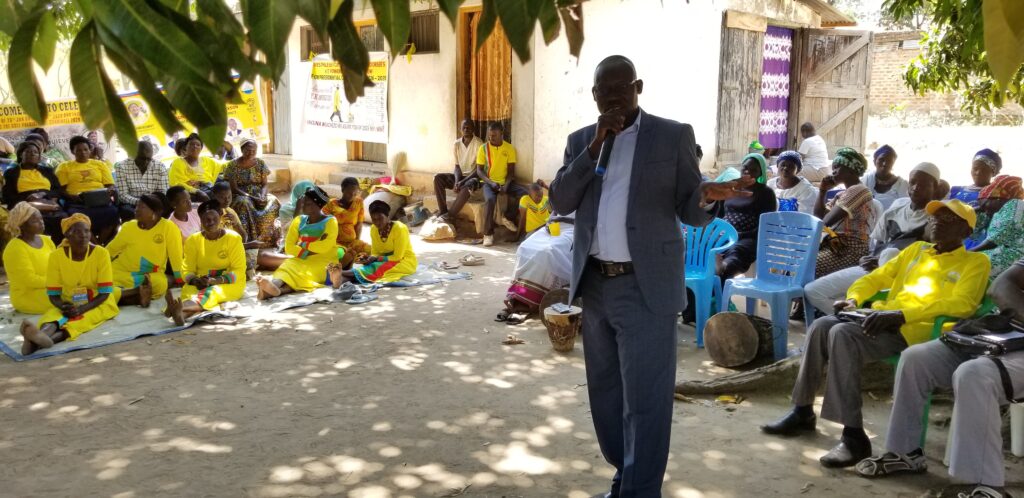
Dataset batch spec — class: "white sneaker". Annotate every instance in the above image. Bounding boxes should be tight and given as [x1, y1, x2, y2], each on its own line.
[483, 235, 494, 247]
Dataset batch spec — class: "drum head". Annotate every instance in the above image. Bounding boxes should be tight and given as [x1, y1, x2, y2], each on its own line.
[540, 288, 573, 329]
[705, 312, 761, 368]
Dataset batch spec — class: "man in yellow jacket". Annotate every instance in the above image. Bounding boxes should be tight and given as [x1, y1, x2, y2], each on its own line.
[761, 199, 990, 468]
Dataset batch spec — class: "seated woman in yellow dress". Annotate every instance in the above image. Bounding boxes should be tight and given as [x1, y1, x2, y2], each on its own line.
[166, 200, 246, 324]
[56, 136, 120, 244]
[106, 194, 184, 308]
[343, 200, 418, 284]
[256, 187, 340, 300]
[168, 133, 225, 202]
[19, 214, 121, 355]
[323, 177, 370, 269]
[3, 202, 57, 314]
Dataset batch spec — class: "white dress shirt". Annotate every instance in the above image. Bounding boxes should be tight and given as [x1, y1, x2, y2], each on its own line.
[590, 111, 642, 262]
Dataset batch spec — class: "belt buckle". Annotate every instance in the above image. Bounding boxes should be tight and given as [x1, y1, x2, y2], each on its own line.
[604, 262, 622, 277]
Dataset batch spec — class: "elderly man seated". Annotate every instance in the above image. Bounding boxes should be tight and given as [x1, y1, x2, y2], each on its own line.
[804, 162, 942, 315]
[853, 260, 1024, 498]
[761, 199, 991, 468]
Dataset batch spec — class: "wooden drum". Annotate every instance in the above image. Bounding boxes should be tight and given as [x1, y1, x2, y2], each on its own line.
[542, 305, 582, 352]
[704, 312, 775, 368]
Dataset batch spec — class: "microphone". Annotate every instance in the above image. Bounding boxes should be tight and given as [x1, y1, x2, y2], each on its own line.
[594, 133, 616, 177]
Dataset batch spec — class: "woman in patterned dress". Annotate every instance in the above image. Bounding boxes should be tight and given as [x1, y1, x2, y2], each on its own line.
[716, 153, 777, 278]
[223, 139, 280, 243]
[971, 175, 1024, 279]
[813, 147, 876, 278]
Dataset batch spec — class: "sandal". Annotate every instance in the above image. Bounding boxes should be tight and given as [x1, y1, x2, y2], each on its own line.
[505, 312, 528, 325]
[438, 261, 461, 271]
[958, 486, 1009, 498]
[459, 254, 485, 266]
[495, 310, 510, 322]
[854, 451, 927, 478]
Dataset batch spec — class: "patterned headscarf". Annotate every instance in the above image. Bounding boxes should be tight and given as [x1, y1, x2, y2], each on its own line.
[748, 140, 765, 152]
[973, 149, 1002, 175]
[776, 150, 803, 172]
[873, 144, 896, 160]
[979, 175, 1023, 200]
[832, 147, 868, 177]
[5, 202, 40, 238]
[742, 153, 768, 184]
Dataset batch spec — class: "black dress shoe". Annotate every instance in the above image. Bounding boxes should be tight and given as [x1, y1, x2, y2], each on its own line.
[820, 439, 872, 468]
[761, 409, 816, 436]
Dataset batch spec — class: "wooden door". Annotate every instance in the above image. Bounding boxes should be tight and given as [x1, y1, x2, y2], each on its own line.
[457, 8, 512, 141]
[715, 27, 764, 168]
[795, 30, 872, 156]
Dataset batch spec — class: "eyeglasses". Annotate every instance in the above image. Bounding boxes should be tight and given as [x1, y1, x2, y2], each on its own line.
[593, 80, 637, 98]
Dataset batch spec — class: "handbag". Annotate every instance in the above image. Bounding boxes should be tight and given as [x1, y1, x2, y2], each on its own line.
[940, 314, 1024, 356]
[81, 189, 112, 207]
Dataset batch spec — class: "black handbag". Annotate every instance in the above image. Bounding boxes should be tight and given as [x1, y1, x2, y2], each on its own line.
[940, 314, 1024, 356]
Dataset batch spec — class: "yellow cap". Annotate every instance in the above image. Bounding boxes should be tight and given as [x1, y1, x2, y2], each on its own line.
[925, 199, 977, 229]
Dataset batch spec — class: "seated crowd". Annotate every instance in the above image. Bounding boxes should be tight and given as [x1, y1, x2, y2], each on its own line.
[3, 122, 1021, 498]
[2, 132, 420, 356]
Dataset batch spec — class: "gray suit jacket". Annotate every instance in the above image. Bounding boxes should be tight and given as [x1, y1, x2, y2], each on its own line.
[549, 110, 711, 315]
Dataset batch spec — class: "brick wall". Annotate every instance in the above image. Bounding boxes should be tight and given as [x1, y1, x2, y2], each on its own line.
[870, 31, 959, 116]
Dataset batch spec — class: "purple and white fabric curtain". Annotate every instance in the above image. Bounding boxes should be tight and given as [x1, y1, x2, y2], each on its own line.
[758, 26, 793, 150]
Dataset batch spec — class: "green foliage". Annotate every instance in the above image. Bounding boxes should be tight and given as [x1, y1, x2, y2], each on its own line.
[884, 0, 1024, 115]
[0, 0, 586, 156]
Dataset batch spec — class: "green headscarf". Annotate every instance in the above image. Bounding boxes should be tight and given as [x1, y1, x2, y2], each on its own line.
[832, 147, 868, 176]
[742, 153, 768, 184]
[281, 180, 315, 220]
[748, 140, 765, 152]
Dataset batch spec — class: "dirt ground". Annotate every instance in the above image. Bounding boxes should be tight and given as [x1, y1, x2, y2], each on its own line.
[0, 233, 1021, 498]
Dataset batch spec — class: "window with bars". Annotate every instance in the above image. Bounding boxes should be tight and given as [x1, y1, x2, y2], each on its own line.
[300, 25, 330, 61]
[359, 24, 386, 52]
[407, 10, 440, 54]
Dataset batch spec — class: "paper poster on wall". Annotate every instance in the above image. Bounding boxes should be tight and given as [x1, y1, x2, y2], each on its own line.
[0, 83, 269, 159]
[302, 52, 388, 144]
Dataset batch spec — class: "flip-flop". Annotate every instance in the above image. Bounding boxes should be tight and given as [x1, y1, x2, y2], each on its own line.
[438, 261, 461, 271]
[505, 312, 528, 325]
[345, 293, 378, 305]
[495, 310, 510, 322]
[459, 254, 485, 266]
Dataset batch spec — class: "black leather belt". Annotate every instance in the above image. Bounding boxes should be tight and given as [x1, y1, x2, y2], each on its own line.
[589, 257, 634, 277]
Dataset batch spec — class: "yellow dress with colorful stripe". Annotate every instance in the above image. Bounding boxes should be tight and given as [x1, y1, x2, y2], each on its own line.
[354, 221, 417, 284]
[323, 197, 370, 256]
[180, 230, 247, 310]
[3, 236, 56, 314]
[41, 245, 121, 339]
[273, 215, 340, 292]
[169, 157, 224, 193]
[106, 219, 184, 298]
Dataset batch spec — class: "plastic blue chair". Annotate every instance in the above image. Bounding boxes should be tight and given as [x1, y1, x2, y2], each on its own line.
[720, 212, 824, 360]
[682, 219, 738, 348]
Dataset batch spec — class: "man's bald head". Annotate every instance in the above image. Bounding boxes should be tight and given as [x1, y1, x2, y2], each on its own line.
[594, 55, 637, 83]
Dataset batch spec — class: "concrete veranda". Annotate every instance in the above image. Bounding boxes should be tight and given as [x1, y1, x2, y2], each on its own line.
[0, 233, 1020, 497]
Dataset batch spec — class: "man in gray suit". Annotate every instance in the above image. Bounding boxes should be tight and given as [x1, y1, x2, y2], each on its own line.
[550, 55, 750, 497]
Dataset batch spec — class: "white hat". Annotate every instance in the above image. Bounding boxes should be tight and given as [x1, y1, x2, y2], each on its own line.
[909, 162, 941, 182]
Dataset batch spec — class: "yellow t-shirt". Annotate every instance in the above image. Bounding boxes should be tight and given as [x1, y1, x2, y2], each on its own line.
[519, 194, 551, 232]
[475, 141, 517, 185]
[17, 168, 52, 193]
[55, 160, 115, 195]
[169, 157, 224, 193]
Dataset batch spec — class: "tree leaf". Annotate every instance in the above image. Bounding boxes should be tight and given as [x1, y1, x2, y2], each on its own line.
[983, 0, 1024, 87]
[559, 4, 584, 59]
[538, 1, 561, 45]
[92, 0, 215, 87]
[196, 0, 244, 39]
[298, 0, 329, 38]
[97, 27, 182, 136]
[370, 0, 411, 58]
[69, 23, 138, 155]
[475, 0, 498, 51]
[327, 0, 372, 102]
[494, 0, 543, 62]
[436, 0, 462, 26]
[164, 80, 227, 154]
[240, 0, 296, 80]
[7, 10, 47, 124]
[328, 0, 343, 19]
[32, 9, 57, 71]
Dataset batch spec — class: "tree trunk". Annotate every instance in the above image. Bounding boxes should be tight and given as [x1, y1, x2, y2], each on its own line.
[675, 356, 897, 395]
